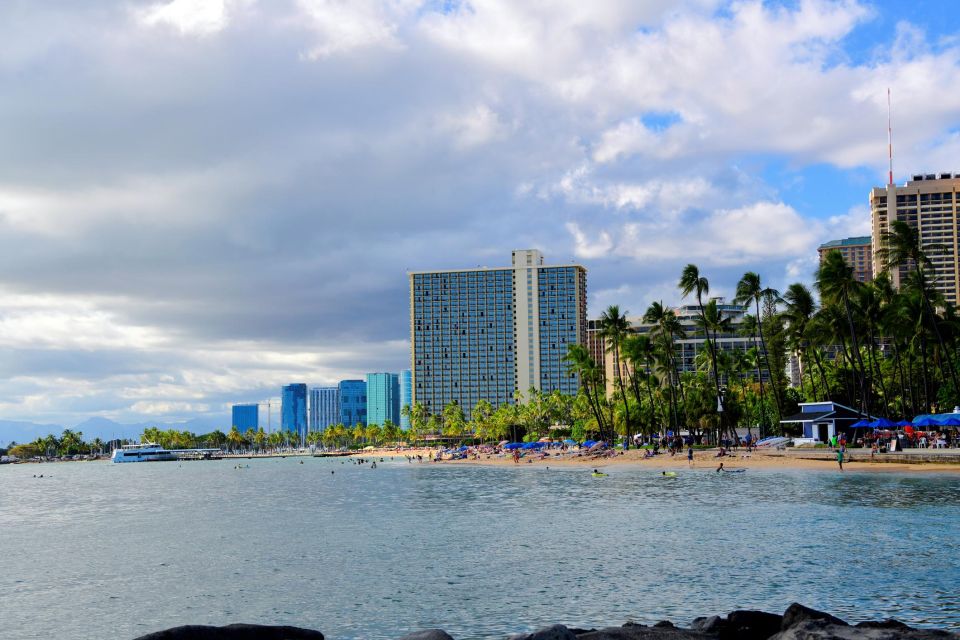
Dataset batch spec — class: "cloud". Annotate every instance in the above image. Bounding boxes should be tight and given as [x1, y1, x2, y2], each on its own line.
[138, 0, 237, 36]
[1, 0, 960, 428]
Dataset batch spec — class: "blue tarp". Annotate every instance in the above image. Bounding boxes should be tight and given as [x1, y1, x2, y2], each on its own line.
[582, 440, 597, 448]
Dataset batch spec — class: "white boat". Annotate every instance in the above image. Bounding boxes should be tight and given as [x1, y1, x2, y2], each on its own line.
[111, 443, 177, 463]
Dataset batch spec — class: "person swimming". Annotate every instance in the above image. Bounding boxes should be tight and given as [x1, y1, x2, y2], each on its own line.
[716, 462, 724, 472]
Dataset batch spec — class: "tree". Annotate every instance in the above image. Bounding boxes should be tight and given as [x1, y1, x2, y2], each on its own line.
[877, 219, 960, 401]
[679, 264, 729, 439]
[734, 271, 782, 428]
[227, 426, 246, 452]
[442, 401, 467, 440]
[471, 399, 495, 442]
[563, 344, 611, 442]
[599, 305, 632, 446]
[816, 250, 869, 413]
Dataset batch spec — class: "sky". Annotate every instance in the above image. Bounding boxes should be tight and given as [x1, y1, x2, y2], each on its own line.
[1, 0, 959, 430]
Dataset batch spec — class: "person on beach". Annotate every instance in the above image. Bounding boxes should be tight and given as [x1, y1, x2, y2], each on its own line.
[687, 446, 693, 466]
[836, 448, 844, 471]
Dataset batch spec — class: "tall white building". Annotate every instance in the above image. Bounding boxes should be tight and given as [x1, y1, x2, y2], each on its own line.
[871, 173, 960, 304]
[409, 249, 587, 418]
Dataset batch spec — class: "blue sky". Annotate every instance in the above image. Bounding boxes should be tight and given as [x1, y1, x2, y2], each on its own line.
[0, 0, 959, 431]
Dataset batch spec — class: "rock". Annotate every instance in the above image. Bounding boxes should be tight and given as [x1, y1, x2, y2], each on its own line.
[690, 616, 728, 635]
[132, 623, 324, 639]
[781, 604, 848, 630]
[855, 620, 911, 630]
[725, 609, 783, 640]
[576, 623, 711, 640]
[653, 622, 675, 628]
[510, 624, 577, 640]
[397, 630, 455, 640]
[771, 619, 958, 640]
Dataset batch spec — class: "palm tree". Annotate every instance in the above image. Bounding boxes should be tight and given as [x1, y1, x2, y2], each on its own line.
[471, 399, 494, 442]
[679, 264, 728, 439]
[781, 282, 819, 399]
[734, 271, 782, 426]
[227, 426, 246, 453]
[644, 301, 687, 430]
[599, 305, 632, 446]
[877, 219, 960, 400]
[563, 344, 611, 441]
[817, 250, 869, 413]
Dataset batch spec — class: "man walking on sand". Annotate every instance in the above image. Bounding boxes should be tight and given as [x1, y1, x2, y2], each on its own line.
[687, 446, 694, 467]
[836, 447, 844, 471]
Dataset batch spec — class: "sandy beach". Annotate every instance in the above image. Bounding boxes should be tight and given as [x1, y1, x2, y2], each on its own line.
[353, 446, 960, 473]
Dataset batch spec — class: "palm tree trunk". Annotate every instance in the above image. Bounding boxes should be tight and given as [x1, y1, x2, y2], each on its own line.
[842, 292, 869, 414]
[919, 334, 931, 414]
[698, 292, 729, 441]
[891, 341, 909, 419]
[755, 298, 782, 422]
[868, 327, 889, 416]
[613, 346, 631, 447]
[917, 266, 960, 400]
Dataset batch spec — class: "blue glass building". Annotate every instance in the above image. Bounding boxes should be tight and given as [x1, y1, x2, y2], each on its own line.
[310, 387, 340, 431]
[281, 383, 308, 438]
[366, 373, 400, 427]
[338, 379, 367, 427]
[231, 404, 259, 432]
[400, 369, 412, 429]
[409, 250, 586, 419]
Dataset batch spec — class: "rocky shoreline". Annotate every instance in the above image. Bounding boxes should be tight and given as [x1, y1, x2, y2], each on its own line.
[133, 604, 958, 639]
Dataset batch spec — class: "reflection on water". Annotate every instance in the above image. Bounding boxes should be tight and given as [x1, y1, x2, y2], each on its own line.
[1, 460, 958, 639]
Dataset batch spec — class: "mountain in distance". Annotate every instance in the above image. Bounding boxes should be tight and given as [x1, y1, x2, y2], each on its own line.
[0, 419, 69, 446]
[0, 414, 230, 446]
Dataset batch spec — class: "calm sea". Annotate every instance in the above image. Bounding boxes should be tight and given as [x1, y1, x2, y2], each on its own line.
[1, 458, 958, 639]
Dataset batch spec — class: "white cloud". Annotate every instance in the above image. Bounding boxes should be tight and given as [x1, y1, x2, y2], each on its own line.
[138, 0, 236, 36]
[436, 104, 505, 149]
[296, 0, 414, 58]
[3, 0, 960, 429]
[566, 222, 613, 259]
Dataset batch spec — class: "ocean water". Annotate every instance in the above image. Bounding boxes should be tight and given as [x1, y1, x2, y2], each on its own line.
[1, 458, 958, 639]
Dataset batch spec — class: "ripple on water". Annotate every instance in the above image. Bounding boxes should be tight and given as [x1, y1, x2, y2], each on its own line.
[1, 460, 959, 639]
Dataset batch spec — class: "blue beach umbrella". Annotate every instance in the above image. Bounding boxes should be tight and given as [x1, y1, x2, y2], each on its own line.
[875, 418, 897, 429]
[563, 439, 577, 445]
[851, 419, 871, 428]
[896, 420, 911, 427]
[582, 440, 597, 448]
[913, 416, 940, 428]
[939, 417, 960, 427]
[503, 443, 523, 450]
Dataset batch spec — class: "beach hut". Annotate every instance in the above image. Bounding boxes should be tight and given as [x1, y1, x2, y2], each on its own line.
[780, 401, 874, 444]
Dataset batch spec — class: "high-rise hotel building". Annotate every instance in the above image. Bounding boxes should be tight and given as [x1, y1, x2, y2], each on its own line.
[818, 237, 873, 282]
[409, 249, 587, 418]
[871, 173, 960, 304]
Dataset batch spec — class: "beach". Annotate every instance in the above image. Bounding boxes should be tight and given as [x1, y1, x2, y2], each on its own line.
[355, 446, 960, 473]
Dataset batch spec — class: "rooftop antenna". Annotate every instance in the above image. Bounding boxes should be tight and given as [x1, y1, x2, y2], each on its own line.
[887, 87, 894, 187]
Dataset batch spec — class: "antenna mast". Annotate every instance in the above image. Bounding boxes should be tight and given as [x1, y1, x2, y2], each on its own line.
[887, 88, 894, 186]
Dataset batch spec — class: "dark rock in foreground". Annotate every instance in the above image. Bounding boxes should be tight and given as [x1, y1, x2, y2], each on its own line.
[132, 623, 324, 639]
[134, 604, 959, 639]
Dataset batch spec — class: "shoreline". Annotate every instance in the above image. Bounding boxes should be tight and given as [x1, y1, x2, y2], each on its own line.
[359, 446, 960, 473]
